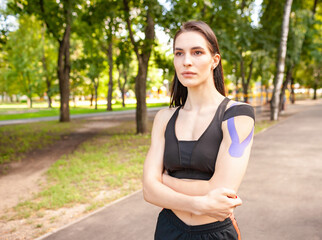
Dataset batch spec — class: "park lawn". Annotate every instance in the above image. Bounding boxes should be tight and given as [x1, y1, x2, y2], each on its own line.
[4, 121, 152, 222]
[0, 102, 169, 121]
[0, 118, 275, 225]
[254, 120, 277, 134]
[0, 121, 81, 165]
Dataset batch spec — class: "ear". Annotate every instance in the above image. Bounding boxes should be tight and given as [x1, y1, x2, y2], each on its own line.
[212, 53, 221, 66]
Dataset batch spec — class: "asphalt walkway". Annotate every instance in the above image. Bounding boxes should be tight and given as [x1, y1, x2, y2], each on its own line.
[37, 100, 322, 240]
[0, 107, 165, 126]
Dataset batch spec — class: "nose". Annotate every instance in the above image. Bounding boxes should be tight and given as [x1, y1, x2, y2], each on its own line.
[183, 54, 192, 67]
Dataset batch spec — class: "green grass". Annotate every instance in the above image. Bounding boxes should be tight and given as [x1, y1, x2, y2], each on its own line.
[0, 121, 81, 165]
[11, 121, 151, 220]
[254, 120, 277, 134]
[0, 102, 169, 121]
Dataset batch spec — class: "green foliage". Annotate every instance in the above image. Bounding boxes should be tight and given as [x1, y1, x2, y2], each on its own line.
[0, 0, 321, 107]
[4, 15, 45, 102]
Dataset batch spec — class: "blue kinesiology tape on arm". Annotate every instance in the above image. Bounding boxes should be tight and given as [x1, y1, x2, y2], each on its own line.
[227, 116, 254, 158]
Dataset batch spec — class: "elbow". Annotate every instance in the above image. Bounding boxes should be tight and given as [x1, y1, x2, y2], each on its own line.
[143, 186, 151, 203]
[142, 180, 154, 204]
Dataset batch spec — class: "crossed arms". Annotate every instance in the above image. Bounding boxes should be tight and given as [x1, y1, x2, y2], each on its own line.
[143, 107, 254, 220]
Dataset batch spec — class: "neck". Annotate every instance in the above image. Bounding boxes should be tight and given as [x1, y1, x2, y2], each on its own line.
[184, 82, 225, 110]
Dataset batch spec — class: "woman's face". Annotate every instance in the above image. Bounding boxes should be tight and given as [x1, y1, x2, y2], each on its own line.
[173, 31, 219, 88]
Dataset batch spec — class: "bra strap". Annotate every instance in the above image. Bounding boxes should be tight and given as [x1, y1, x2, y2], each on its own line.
[223, 104, 255, 121]
[215, 97, 231, 129]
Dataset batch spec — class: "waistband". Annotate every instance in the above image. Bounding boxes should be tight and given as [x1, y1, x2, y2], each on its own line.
[161, 208, 233, 234]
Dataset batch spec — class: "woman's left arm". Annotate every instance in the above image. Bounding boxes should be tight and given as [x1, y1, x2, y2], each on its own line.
[162, 115, 255, 196]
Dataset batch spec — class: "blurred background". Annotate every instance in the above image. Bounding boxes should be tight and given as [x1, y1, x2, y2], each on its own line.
[0, 0, 321, 239]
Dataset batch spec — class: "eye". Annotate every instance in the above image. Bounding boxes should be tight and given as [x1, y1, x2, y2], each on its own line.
[194, 50, 203, 55]
[175, 52, 183, 56]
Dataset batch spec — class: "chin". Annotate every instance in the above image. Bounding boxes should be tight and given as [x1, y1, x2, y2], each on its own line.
[178, 77, 196, 86]
[179, 79, 206, 88]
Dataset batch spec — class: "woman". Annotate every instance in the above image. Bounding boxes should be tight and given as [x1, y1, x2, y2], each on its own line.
[143, 21, 255, 240]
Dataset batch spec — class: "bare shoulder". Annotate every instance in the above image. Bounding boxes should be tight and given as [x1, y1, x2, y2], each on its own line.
[223, 100, 254, 139]
[153, 107, 178, 126]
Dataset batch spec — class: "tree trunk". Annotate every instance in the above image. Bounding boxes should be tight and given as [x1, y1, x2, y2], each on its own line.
[279, 65, 293, 111]
[90, 88, 94, 107]
[240, 57, 246, 102]
[46, 83, 52, 108]
[121, 69, 127, 108]
[270, 0, 293, 120]
[40, 0, 71, 122]
[135, 61, 148, 133]
[107, 39, 113, 111]
[313, 82, 317, 100]
[241, 57, 253, 103]
[95, 86, 98, 109]
[123, 0, 155, 134]
[26, 72, 33, 108]
[57, 23, 71, 122]
[95, 78, 99, 110]
[290, 77, 295, 104]
[117, 67, 127, 108]
[235, 64, 239, 101]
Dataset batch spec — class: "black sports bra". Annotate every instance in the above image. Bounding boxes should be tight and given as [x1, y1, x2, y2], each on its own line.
[163, 97, 255, 180]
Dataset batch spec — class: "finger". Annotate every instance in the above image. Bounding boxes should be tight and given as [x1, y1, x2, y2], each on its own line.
[232, 197, 242, 207]
[220, 188, 237, 198]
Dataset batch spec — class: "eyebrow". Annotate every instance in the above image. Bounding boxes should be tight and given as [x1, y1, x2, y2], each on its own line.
[174, 46, 205, 51]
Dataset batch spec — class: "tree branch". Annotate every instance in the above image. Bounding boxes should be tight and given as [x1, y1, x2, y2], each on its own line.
[39, 0, 61, 42]
[123, 0, 140, 60]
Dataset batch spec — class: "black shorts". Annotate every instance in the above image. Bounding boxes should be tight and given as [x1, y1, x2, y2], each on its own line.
[154, 209, 241, 240]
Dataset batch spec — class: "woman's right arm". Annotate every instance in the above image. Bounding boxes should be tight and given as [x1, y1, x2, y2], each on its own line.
[143, 109, 242, 220]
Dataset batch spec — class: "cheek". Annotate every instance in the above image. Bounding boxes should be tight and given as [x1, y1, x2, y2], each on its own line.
[173, 58, 181, 71]
[198, 59, 212, 71]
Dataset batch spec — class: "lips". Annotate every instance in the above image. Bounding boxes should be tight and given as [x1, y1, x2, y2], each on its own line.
[181, 71, 197, 77]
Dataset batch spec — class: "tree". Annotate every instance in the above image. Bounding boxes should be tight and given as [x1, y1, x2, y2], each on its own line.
[40, 23, 58, 108]
[279, 0, 319, 109]
[297, 0, 321, 100]
[8, 0, 82, 121]
[5, 15, 44, 108]
[270, 0, 293, 120]
[77, 0, 123, 111]
[122, 0, 157, 134]
[115, 38, 134, 107]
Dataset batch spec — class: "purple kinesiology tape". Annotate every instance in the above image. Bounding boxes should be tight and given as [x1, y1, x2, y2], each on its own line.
[227, 103, 254, 158]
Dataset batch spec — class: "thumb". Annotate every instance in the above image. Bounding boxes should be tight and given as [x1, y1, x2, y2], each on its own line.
[233, 196, 242, 207]
[220, 188, 237, 198]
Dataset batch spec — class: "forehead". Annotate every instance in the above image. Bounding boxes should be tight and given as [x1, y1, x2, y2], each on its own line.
[174, 31, 209, 50]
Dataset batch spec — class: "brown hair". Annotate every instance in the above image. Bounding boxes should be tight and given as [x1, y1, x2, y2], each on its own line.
[170, 21, 225, 107]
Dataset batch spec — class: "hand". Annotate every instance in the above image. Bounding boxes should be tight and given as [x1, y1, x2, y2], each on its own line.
[197, 188, 242, 221]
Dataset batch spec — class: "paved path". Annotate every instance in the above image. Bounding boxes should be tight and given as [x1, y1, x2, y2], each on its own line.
[0, 107, 164, 126]
[1, 105, 268, 126]
[38, 101, 322, 240]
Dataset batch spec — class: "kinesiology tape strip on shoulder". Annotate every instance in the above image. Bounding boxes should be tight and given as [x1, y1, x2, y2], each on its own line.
[226, 103, 254, 158]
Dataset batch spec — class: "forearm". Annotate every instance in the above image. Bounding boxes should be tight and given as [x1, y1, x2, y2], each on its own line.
[162, 174, 212, 196]
[144, 176, 241, 221]
[143, 176, 204, 215]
